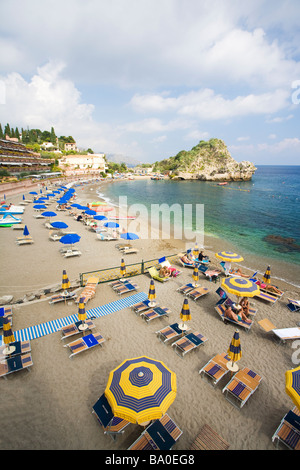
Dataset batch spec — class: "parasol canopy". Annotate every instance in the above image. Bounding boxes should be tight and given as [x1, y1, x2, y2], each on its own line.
[285, 365, 300, 411]
[221, 276, 260, 298]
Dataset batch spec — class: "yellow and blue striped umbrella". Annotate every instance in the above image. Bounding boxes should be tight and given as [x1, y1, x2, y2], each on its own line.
[215, 251, 244, 263]
[221, 276, 260, 298]
[192, 265, 199, 285]
[105, 356, 176, 424]
[180, 298, 191, 322]
[148, 279, 156, 302]
[228, 329, 242, 364]
[62, 269, 70, 291]
[3, 316, 15, 345]
[78, 297, 87, 324]
[285, 365, 300, 410]
[120, 258, 126, 277]
[262, 266, 271, 284]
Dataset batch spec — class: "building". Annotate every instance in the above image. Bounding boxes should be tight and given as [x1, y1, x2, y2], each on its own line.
[64, 142, 78, 152]
[58, 153, 107, 176]
[0, 139, 53, 175]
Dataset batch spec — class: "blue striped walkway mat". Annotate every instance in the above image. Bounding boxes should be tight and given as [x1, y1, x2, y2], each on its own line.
[6, 291, 148, 344]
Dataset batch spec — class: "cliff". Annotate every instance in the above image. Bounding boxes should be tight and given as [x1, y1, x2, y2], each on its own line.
[153, 138, 256, 181]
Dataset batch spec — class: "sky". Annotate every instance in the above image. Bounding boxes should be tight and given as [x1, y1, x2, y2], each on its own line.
[0, 0, 300, 165]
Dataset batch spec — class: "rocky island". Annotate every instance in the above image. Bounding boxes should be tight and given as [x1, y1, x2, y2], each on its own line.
[153, 138, 256, 181]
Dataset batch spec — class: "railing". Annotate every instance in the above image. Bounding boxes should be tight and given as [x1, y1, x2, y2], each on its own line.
[79, 253, 179, 286]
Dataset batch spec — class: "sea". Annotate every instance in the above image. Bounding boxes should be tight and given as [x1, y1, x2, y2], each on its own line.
[97, 166, 300, 288]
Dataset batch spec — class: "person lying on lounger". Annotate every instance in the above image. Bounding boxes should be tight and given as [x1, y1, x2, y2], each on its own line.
[255, 280, 283, 295]
[159, 265, 180, 278]
[229, 267, 249, 278]
[181, 254, 195, 266]
[224, 306, 251, 324]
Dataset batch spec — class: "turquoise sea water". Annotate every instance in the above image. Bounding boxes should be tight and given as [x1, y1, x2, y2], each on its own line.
[99, 166, 300, 284]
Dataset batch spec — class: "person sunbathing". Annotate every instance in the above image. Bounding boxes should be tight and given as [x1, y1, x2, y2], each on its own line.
[239, 297, 250, 316]
[181, 254, 195, 266]
[159, 266, 171, 278]
[255, 280, 283, 295]
[224, 306, 251, 324]
[229, 267, 249, 278]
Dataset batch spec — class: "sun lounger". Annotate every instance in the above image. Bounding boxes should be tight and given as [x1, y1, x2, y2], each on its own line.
[113, 281, 139, 295]
[92, 393, 130, 441]
[132, 299, 159, 314]
[0, 340, 31, 357]
[222, 367, 262, 409]
[286, 298, 300, 312]
[64, 332, 105, 358]
[158, 256, 182, 276]
[16, 237, 34, 245]
[254, 290, 278, 305]
[122, 247, 139, 254]
[172, 331, 208, 357]
[0, 353, 33, 378]
[215, 287, 257, 315]
[148, 266, 169, 282]
[187, 286, 209, 301]
[49, 231, 63, 241]
[177, 256, 195, 269]
[49, 291, 76, 304]
[0, 306, 13, 318]
[96, 233, 118, 241]
[63, 249, 82, 258]
[60, 319, 96, 340]
[272, 406, 300, 450]
[156, 322, 190, 344]
[12, 224, 26, 230]
[128, 413, 182, 450]
[75, 276, 99, 304]
[116, 243, 132, 250]
[215, 304, 253, 332]
[258, 319, 300, 343]
[189, 424, 230, 450]
[140, 306, 171, 323]
[176, 283, 195, 295]
[199, 352, 231, 387]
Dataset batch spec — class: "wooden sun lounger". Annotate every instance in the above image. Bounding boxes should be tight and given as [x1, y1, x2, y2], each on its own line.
[63, 249, 82, 258]
[113, 282, 139, 295]
[92, 394, 130, 441]
[286, 298, 300, 312]
[258, 319, 300, 343]
[49, 291, 76, 304]
[254, 291, 278, 305]
[156, 322, 190, 344]
[148, 266, 169, 282]
[272, 406, 300, 450]
[187, 286, 209, 301]
[132, 299, 158, 314]
[128, 414, 182, 450]
[60, 319, 96, 340]
[0, 353, 33, 378]
[172, 331, 208, 358]
[140, 306, 171, 323]
[0, 340, 31, 358]
[75, 276, 99, 304]
[215, 304, 253, 332]
[64, 332, 105, 358]
[222, 367, 262, 409]
[16, 237, 34, 245]
[199, 352, 231, 387]
[12, 224, 25, 230]
[176, 283, 195, 294]
[0, 306, 13, 318]
[190, 424, 230, 450]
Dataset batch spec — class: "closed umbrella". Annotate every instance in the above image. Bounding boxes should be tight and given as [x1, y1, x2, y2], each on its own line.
[285, 365, 300, 411]
[62, 269, 70, 302]
[215, 251, 244, 275]
[227, 329, 242, 372]
[105, 356, 177, 425]
[179, 298, 191, 331]
[192, 264, 199, 287]
[148, 279, 156, 307]
[193, 243, 200, 259]
[78, 297, 88, 331]
[23, 225, 30, 237]
[262, 266, 271, 285]
[120, 258, 126, 277]
[2, 316, 16, 355]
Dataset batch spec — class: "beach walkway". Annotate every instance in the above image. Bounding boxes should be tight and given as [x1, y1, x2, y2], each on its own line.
[2, 291, 147, 344]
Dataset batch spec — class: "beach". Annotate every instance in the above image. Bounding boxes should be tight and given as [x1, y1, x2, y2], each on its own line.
[0, 178, 300, 451]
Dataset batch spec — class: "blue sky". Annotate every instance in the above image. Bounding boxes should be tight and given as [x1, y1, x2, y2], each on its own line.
[0, 0, 300, 165]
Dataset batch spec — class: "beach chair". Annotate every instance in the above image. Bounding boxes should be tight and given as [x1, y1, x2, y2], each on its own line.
[92, 393, 130, 441]
[49, 230, 63, 241]
[49, 291, 76, 304]
[172, 331, 208, 358]
[286, 298, 300, 312]
[132, 299, 159, 314]
[215, 304, 253, 332]
[176, 283, 195, 295]
[60, 319, 96, 340]
[148, 266, 169, 282]
[199, 353, 231, 387]
[258, 319, 300, 343]
[156, 322, 190, 344]
[0, 306, 13, 318]
[158, 256, 182, 276]
[222, 367, 262, 409]
[96, 233, 117, 241]
[189, 424, 230, 450]
[215, 288, 257, 316]
[198, 264, 221, 282]
[113, 281, 139, 295]
[0, 340, 31, 358]
[12, 224, 26, 230]
[140, 306, 171, 323]
[122, 247, 138, 255]
[254, 290, 278, 305]
[75, 276, 99, 304]
[177, 255, 195, 269]
[0, 353, 33, 379]
[16, 237, 34, 245]
[187, 286, 209, 301]
[63, 249, 82, 258]
[272, 406, 300, 450]
[116, 243, 132, 250]
[64, 332, 105, 358]
[128, 413, 182, 450]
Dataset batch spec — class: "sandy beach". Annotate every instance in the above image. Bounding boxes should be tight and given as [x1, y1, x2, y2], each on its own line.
[0, 178, 300, 451]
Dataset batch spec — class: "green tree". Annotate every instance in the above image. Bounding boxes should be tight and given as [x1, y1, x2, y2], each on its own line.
[4, 123, 11, 137]
[50, 127, 56, 145]
[0, 124, 3, 139]
[15, 127, 20, 140]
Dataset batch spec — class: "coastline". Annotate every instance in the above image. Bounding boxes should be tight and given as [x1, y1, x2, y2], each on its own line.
[0, 177, 300, 451]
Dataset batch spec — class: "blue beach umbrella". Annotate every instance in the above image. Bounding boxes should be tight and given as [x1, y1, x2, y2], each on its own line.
[85, 209, 97, 216]
[51, 221, 68, 229]
[120, 232, 139, 240]
[104, 222, 120, 228]
[29, 191, 38, 195]
[41, 211, 57, 217]
[94, 215, 108, 221]
[23, 225, 30, 237]
[22, 195, 25, 200]
[59, 233, 81, 249]
[33, 204, 47, 210]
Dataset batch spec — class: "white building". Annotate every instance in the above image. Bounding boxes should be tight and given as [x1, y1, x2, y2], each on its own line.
[59, 153, 107, 176]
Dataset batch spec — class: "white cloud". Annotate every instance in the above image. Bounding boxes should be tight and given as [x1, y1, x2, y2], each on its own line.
[237, 136, 250, 141]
